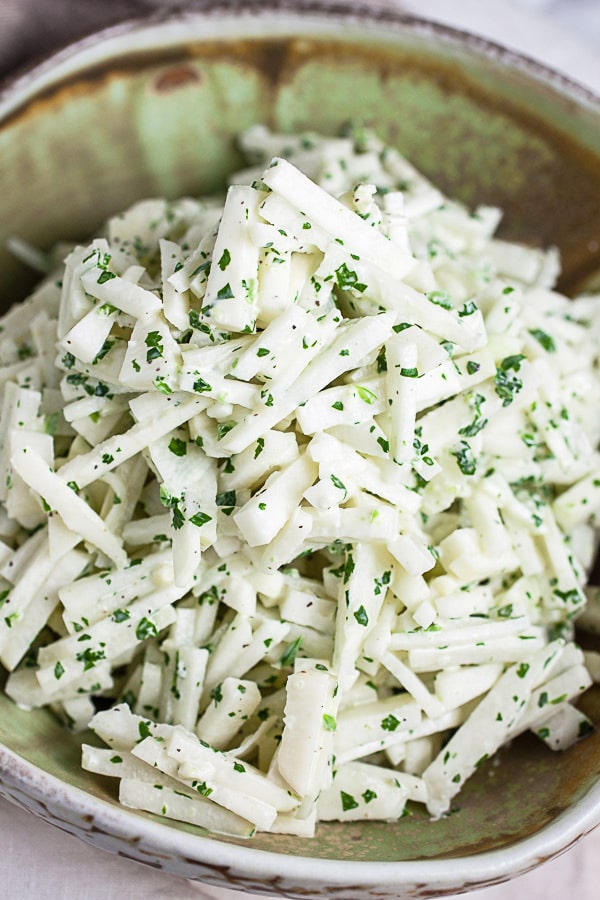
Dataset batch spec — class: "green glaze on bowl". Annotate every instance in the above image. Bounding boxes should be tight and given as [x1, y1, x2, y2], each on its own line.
[0, 3, 599, 897]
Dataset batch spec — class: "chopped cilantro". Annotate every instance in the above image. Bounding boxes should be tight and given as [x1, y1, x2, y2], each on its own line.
[145, 330, 164, 362]
[451, 440, 477, 476]
[340, 791, 359, 811]
[356, 385, 377, 404]
[216, 283, 234, 300]
[280, 637, 303, 667]
[335, 262, 367, 293]
[381, 714, 400, 732]
[529, 328, 556, 353]
[354, 605, 368, 626]
[218, 249, 231, 271]
[189, 511, 212, 527]
[168, 437, 187, 457]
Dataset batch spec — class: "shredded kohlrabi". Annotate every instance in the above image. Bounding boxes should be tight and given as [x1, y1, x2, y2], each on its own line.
[1, 126, 599, 837]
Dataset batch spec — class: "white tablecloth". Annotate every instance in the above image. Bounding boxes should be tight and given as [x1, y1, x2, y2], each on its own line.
[1, 2, 599, 898]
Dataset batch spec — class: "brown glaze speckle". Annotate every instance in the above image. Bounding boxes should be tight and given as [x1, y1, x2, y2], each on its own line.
[153, 64, 201, 92]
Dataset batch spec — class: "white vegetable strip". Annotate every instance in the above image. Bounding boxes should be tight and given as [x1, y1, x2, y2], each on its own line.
[80, 268, 161, 320]
[422, 641, 563, 817]
[234, 453, 317, 547]
[530, 704, 593, 751]
[35, 600, 177, 693]
[433, 663, 503, 710]
[389, 617, 530, 651]
[220, 313, 395, 454]
[277, 667, 336, 799]
[165, 732, 299, 828]
[7, 665, 113, 711]
[554, 469, 600, 531]
[203, 615, 289, 699]
[160, 239, 189, 331]
[334, 694, 421, 758]
[307, 433, 420, 514]
[505, 664, 593, 741]
[263, 158, 414, 278]
[169, 732, 299, 810]
[381, 651, 446, 719]
[162, 644, 210, 732]
[0, 532, 56, 645]
[0, 548, 88, 671]
[57, 241, 109, 338]
[118, 778, 255, 838]
[386, 337, 418, 463]
[333, 543, 391, 693]
[11, 445, 126, 567]
[318, 761, 410, 822]
[197, 677, 261, 749]
[40, 585, 183, 670]
[59, 548, 174, 628]
[202, 185, 262, 332]
[61, 303, 118, 365]
[57, 396, 208, 488]
[408, 632, 547, 671]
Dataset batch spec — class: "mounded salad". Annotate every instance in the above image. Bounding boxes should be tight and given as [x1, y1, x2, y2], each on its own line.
[1, 126, 599, 837]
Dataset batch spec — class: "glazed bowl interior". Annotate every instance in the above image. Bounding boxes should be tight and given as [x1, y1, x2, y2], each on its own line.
[0, 2, 600, 895]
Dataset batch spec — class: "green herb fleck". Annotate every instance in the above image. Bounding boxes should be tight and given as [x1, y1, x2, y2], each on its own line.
[216, 283, 234, 300]
[138, 720, 153, 741]
[76, 646, 106, 671]
[168, 437, 187, 457]
[529, 328, 556, 353]
[494, 355, 526, 407]
[189, 511, 212, 528]
[330, 474, 347, 494]
[376, 346, 387, 373]
[136, 617, 159, 641]
[54, 661, 65, 680]
[335, 262, 367, 293]
[112, 609, 131, 623]
[193, 377, 212, 393]
[218, 249, 231, 271]
[427, 290, 453, 310]
[145, 330, 164, 363]
[356, 385, 377, 404]
[341, 791, 359, 811]
[97, 270, 116, 284]
[381, 714, 400, 732]
[217, 421, 236, 441]
[451, 440, 477, 476]
[280, 637, 303, 667]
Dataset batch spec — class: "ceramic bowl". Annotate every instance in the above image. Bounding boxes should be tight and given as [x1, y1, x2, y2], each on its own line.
[0, 3, 599, 897]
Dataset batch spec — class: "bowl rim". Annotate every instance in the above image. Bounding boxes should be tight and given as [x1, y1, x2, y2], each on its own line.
[1, 0, 600, 117]
[0, 1, 599, 893]
[1, 735, 599, 893]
